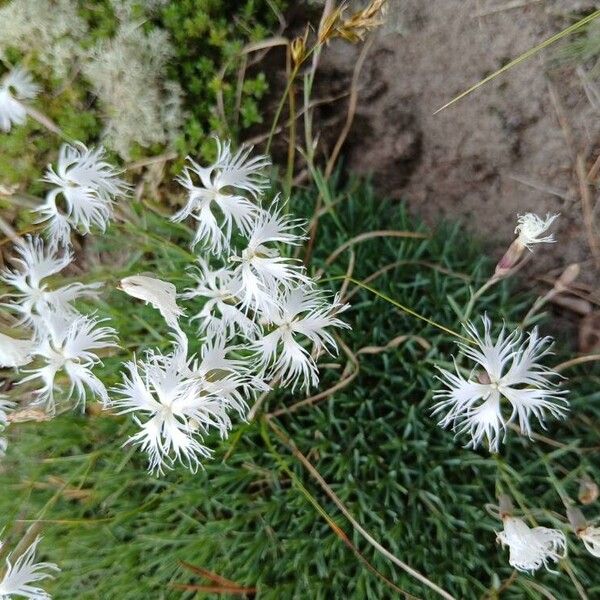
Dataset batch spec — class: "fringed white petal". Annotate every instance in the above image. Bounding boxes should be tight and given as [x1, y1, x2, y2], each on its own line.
[0, 332, 35, 368]
[433, 316, 568, 451]
[173, 140, 269, 253]
[497, 517, 566, 573]
[113, 349, 230, 475]
[0, 536, 59, 600]
[0, 67, 38, 132]
[120, 275, 184, 331]
[36, 142, 129, 246]
[22, 313, 116, 412]
[515, 213, 559, 250]
[580, 526, 600, 558]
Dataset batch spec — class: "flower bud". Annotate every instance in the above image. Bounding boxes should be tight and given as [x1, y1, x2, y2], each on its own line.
[579, 477, 599, 505]
[495, 239, 524, 276]
[498, 494, 514, 519]
[567, 506, 587, 533]
[554, 263, 580, 294]
[290, 32, 307, 68]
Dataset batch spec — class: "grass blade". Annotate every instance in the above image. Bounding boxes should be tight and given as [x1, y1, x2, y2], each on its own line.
[434, 10, 600, 114]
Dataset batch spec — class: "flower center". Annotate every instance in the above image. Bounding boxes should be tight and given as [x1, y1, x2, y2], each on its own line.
[241, 247, 255, 262]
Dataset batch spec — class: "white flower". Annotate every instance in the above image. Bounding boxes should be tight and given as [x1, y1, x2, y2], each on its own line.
[113, 348, 231, 475]
[497, 516, 566, 573]
[1, 236, 101, 325]
[35, 142, 129, 246]
[188, 337, 268, 417]
[0, 68, 39, 132]
[0, 536, 59, 599]
[253, 285, 348, 391]
[20, 312, 116, 411]
[578, 526, 600, 558]
[230, 203, 309, 313]
[515, 213, 559, 250]
[182, 259, 258, 339]
[119, 275, 184, 331]
[0, 332, 35, 368]
[433, 316, 568, 452]
[173, 139, 270, 253]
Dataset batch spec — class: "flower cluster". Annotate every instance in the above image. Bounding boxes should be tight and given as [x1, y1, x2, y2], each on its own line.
[115, 140, 348, 473]
[0, 137, 347, 479]
[0, 142, 127, 443]
[2, 16, 593, 595]
[0, 235, 116, 418]
[0, 136, 344, 593]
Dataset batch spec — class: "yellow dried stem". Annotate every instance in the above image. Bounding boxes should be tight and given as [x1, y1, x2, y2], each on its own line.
[318, 5, 345, 44]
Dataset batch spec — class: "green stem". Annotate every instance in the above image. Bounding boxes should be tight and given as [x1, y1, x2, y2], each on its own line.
[284, 53, 297, 199]
[520, 290, 553, 329]
[462, 276, 499, 323]
[265, 45, 319, 155]
[324, 275, 473, 343]
[540, 452, 573, 508]
[266, 64, 300, 156]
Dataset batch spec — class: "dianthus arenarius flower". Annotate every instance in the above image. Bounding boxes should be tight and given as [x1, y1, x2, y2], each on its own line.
[433, 316, 568, 452]
[35, 142, 129, 246]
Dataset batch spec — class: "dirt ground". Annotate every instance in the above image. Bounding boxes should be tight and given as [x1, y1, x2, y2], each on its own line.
[288, 0, 600, 345]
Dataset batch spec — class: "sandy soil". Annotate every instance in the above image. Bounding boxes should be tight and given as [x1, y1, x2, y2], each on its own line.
[310, 0, 600, 297]
[322, 0, 600, 262]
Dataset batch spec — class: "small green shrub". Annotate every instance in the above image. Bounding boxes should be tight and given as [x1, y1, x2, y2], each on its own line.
[162, 0, 284, 161]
